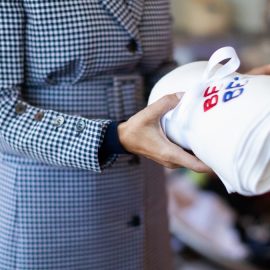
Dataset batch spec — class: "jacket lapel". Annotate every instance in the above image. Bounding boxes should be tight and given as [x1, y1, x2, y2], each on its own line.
[127, 0, 144, 27]
[100, 0, 144, 40]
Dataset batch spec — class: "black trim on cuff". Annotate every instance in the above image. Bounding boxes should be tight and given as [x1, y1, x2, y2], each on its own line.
[100, 121, 130, 156]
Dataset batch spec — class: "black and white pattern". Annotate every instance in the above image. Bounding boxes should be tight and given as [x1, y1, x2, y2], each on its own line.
[0, 0, 175, 269]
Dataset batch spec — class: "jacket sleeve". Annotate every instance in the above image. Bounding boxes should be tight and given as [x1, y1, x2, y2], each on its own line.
[0, 1, 116, 172]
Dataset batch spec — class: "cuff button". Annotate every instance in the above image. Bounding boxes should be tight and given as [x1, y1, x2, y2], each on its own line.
[76, 119, 86, 133]
[52, 115, 65, 127]
[34, 111, 44, 122]
[15, 102, 27, 115]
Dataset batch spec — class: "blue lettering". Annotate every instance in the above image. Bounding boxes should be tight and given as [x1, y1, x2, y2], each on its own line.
[223, 88, 244, 102]
[226, 77, 248, 90]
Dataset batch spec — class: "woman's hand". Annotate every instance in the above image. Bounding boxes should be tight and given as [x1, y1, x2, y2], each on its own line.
[118, 93, 211, 173]
[247, 64, 270, 75]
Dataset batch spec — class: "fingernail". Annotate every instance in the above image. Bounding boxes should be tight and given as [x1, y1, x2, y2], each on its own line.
[175, 92, 184, 100]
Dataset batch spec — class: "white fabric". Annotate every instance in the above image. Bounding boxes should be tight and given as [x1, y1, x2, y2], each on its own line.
[148, 47, 270, 196]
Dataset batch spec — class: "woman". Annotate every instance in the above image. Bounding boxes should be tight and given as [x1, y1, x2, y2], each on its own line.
[0, 0, 226, 269]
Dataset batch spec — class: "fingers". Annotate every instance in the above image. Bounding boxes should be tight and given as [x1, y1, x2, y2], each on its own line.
[248, 65, 270, 75]
[164, 142, 211, 173]
[147, 92, 184, 120]
[122, 91, 211, 173]
[178, 152, 211, 173]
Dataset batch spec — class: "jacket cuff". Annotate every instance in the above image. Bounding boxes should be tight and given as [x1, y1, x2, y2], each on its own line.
[99, 121, 130, 165]
[101, 121, 129, 155]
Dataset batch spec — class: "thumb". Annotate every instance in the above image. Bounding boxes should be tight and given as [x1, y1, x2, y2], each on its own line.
[248, 64, 270, 75]
[148, 92, 184, 120]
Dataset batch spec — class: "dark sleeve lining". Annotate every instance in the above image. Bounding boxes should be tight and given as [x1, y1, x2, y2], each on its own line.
[99, 121, 130, 156]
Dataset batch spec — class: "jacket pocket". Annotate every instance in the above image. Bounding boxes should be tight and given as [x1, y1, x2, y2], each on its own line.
[45, 58, 88, 86]
[107, 74, 145, 121]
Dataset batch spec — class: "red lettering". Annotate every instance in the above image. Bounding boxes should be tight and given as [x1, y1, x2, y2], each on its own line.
[203, 86, 219, 97]
[204, 95, 218, 112]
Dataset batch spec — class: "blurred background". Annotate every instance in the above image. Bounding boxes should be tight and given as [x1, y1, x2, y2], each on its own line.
[168, 1, 270, 269]
[171, 0, 270, 69]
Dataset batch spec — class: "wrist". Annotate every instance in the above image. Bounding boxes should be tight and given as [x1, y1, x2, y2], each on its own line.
[117, 121, 128, 151]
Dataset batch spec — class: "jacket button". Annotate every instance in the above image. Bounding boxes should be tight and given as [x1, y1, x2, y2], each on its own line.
[15, 102, 27, 115]
[34, 111, 45, 121]
[46, 74, 57, 85]
[126, 38, 138, 53]
[52, 115, 65, 127]
[127, 215, 141, 227]
[76, 119, 86, 133]
[128, 155, 140, 165]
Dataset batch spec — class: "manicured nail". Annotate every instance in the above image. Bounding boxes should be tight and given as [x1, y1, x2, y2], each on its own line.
[176, 92, 184, 100]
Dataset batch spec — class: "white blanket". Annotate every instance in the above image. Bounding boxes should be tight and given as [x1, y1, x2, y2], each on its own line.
[148, 47, 270, 196]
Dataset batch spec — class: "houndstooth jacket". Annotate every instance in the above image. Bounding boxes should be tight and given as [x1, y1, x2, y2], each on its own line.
[0, 0, 176, 269]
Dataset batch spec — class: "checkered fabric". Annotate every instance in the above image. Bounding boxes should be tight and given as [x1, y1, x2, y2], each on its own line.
[0, 0, 175, 269]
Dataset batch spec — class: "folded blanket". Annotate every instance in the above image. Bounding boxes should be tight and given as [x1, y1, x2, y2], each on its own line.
[148, 47, 270, 196]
